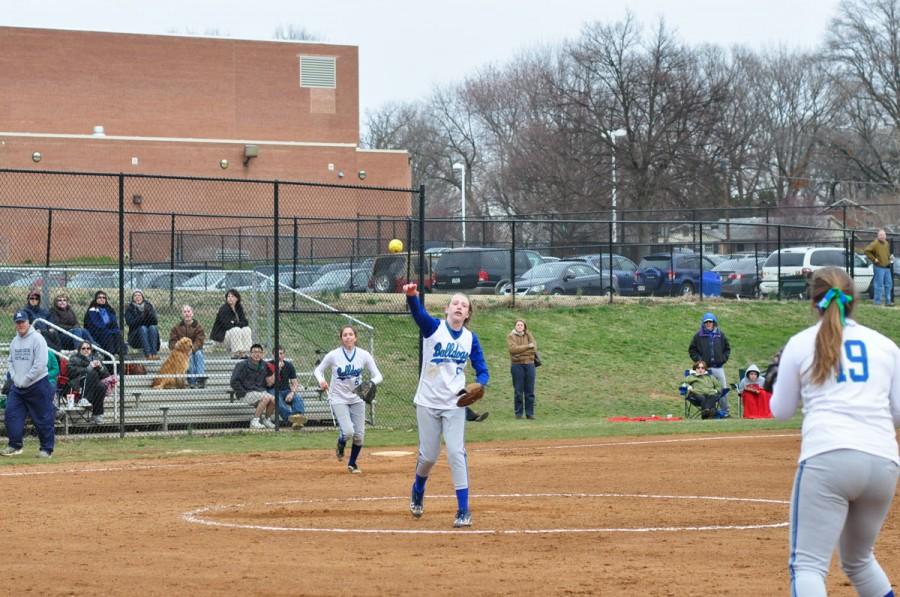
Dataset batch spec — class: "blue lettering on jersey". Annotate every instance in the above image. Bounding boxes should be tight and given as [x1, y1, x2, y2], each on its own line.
[836, 339, 869, 383]
[430, 342, 469, 365]
[336, 364, 363, 381]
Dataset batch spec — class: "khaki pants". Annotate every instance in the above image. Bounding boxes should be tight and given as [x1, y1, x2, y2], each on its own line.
[223, 326, 253, 355]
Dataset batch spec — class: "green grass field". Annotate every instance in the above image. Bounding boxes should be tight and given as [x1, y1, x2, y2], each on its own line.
[3, 296, 898, 464]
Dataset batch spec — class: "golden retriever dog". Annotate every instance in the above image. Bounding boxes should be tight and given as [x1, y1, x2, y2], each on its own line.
[152, 337, 193, 389]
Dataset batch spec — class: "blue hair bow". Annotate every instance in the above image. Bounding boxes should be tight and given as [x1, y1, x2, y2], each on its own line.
[817, 287, 852, 325]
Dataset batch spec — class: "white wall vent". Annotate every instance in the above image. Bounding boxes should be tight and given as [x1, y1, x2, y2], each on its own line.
[299, 56, 336, 89]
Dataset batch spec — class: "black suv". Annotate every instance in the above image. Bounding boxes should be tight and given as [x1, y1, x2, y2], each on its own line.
[369, 252, 431, 293]
[432, 247, 545, 294]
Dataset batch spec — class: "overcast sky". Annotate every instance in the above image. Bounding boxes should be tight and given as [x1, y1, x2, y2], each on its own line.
[3, 0, 842, 121]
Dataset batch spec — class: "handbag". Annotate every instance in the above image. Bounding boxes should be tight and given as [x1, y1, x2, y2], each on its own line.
[533, 352, 542, 368]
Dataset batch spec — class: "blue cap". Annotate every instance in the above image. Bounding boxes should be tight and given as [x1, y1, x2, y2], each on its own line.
[13, 310, 29, 322]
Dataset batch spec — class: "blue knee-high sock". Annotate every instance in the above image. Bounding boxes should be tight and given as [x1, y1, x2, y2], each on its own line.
[348, 444, 362, 466]
[884, 591, 894, 597]
[456, 487, 469, 513]
[413, 474, 428, 494]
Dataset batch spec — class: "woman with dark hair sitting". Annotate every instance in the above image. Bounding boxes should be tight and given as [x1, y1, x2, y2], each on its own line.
[49, 293, 95, 349]
[83, 290, 125, 356]
[125, 290, 160, 359]
[67, 341, 113, 425]
[211, 288, 253, 358]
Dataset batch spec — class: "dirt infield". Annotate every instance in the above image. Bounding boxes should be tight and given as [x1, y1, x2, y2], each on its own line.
[3, 432, 897, 596]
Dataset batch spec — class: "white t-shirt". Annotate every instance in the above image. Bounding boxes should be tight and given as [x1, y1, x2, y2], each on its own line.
[314, 346, 383, 405]
[771, 319, 900, 464]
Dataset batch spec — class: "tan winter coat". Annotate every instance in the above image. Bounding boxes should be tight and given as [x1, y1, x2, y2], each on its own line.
[864, 238, 892, 267]
[507, 330, 537, 364]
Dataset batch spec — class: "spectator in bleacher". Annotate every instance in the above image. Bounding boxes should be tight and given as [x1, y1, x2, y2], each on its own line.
[2, 310, 55, 458]
[267, 346, 306, 429]
[22, 290, 59, 351]
[169, 304, 206, 389]
[48, 292, 95, 350]
[84, 290, 126, 356]
[211, 289, 253, 359]
[230, 343, 276, 429]
[67, 341, 112, 425]
[125, 290, 160, 360]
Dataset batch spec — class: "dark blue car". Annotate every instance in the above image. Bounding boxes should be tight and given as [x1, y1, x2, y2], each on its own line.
[571, 253, 638, 295]
[634, 253, 721, 297]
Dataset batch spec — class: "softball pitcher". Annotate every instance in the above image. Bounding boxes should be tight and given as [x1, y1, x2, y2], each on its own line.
[314, 325, 383, 474]
[771, 267, 900, 597]
[403, 284, 489, 528]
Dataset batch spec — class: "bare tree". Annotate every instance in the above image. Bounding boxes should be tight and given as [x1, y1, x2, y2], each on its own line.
[273, 25, 321, 41]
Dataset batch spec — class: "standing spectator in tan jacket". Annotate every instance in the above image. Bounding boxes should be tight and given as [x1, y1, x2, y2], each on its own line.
[864, 228, 894, 306]
[507, 318, 538, 419]
[169, 305, 206, 388]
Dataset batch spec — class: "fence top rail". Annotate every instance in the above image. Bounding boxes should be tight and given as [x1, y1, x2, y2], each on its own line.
[0, 168, 418, 194]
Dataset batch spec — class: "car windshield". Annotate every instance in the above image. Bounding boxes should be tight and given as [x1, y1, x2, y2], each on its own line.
[519, 262, 567, 280]
[312, 270, 350, 287]
[763, 252, 805, 267]
[638, 256, 672, 269]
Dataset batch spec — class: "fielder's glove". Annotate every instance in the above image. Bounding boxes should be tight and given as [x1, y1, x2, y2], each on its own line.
[456, 382, 485, 407]
[354, 381, 377, 404]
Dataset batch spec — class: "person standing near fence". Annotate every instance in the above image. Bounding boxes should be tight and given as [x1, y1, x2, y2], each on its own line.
[770, 267, 900, 596]
[314, 326, 382, 473]
[688, 312, 732, 417]
[864, 228, 894, 306]
[2, 310, 55, 458]
[403, 284, 489, 528]
[507, 318, 537, 419]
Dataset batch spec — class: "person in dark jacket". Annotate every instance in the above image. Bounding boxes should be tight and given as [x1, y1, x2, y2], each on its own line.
[67, 341, 112, 425]
[229, 343, 276, 429]
[84, 290, 125, 356]
[48, 293, 95, 350]
[21, 291, 50, 332]
[124, 290, 159, 359]
[210, 289, 253, 358]
[688, 311, 731, 416]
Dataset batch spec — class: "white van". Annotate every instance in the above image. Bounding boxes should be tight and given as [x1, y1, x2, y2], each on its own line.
[759, 247, 873, 296]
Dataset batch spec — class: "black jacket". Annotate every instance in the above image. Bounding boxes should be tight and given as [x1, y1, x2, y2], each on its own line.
[124, 302, 160, 351]
[229, 358, 268, 398]
[688, 327, 731, 368]
[211, 303, 249, 343]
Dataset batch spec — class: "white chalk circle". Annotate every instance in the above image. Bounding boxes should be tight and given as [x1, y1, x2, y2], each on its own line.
[183, 492, 790, 535]
[370, 450, 414, 457]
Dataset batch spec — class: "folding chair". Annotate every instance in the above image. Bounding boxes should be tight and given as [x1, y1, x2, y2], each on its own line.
[681, 370, 731, 419]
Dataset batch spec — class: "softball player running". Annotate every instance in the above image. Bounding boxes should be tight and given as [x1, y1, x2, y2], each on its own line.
[314, 325, 383, 474]
[403, 284, 489, 528]
[771, 267, 900, 597]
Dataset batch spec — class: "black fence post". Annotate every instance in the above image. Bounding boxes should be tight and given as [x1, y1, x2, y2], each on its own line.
[45, 209, 53, 267]
[117, 174, 126, 438]
[510, 220, 517, 307]
[220, 234, 226, 269]
[699, 223, 705, 298]
[850, 230, 856, 279]
[238, 227, 243, 270]
[777, 225, 782, 300]
[417, 185, 426, 375]
[292, 217, 298, 310]
[608, 219, 614, 304]
[169, 213, 176, 306]
[273, 180, 281, 429]
[669, 244, 675, 296]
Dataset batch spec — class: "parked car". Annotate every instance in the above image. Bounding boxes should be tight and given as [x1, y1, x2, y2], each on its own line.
[500, 261, 612, 296]
[571, 253, 638, 295]
[9, 270, 68, 290]
[135, 270, 198, 289]
[431, 247, 545, 294]
[634, 253, 721, 297]
[713, 257, 766, 299]
[0, 270, 25, 286]
[300, 269, 369, 294]
[759, 247, 873, 297]
[369, 252, 432, 293]
[175, 271, 228, 291]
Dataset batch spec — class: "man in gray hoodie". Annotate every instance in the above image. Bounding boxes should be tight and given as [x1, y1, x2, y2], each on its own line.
[3, 310, 55, 457]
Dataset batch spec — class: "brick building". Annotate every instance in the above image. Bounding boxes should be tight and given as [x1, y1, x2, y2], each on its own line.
[0, 27, 412, 263]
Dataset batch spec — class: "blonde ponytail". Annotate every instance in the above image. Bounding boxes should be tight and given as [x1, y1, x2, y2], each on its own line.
[808, 267, 855, 385]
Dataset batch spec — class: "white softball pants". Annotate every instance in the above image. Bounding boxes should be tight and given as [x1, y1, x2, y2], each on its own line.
[415, 405, 468, 489]
[331, 401, 365, 445]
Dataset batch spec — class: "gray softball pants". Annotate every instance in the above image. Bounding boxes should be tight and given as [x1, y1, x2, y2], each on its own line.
[331, 402, 365, 445]
[415, 405, 468, 489]
[789, 449, 898, 597]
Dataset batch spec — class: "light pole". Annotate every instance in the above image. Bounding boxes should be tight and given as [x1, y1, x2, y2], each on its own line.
[608, 129, 627, 244]
[452, 162, 466, 246]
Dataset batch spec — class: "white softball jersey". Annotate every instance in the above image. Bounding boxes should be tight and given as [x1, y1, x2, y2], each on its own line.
[771, 319, 900, 465]
[314, 346, 383, 405]
[414, 321, 474, 410]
